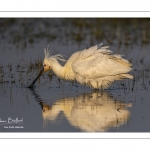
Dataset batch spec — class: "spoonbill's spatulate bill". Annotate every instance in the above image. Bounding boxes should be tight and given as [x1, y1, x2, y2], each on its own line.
[27, 67, 44, 88]
[27, 43, 133, 89]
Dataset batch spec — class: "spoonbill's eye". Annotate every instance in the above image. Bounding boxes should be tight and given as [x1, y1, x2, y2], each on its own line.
[44, 64, 46, 67]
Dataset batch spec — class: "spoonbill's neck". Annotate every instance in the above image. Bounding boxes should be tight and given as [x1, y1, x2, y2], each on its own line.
[50, 58, 75, 80]
[51, 59, 64, 78]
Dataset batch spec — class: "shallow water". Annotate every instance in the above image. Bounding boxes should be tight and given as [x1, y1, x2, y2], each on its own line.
[0, 18, 150, 132]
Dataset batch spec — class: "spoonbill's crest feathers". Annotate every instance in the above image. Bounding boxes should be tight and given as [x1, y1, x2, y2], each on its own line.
[44, 47, 66, 62]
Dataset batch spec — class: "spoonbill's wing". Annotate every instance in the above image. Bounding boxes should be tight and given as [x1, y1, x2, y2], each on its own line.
[72, 44, 132, 80]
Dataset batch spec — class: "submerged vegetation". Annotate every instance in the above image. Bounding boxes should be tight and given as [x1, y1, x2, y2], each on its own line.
[0, 56, 150, 94]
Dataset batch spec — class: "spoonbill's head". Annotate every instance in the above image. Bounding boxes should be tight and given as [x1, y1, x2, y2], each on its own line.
[43, 48, 66, 73]
[43, 58, 51, 73]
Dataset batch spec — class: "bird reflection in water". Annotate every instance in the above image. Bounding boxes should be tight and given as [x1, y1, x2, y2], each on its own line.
[31, 90, 132, 132]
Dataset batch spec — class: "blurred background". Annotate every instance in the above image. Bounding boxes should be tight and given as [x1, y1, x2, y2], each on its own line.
[1, 18, 150, 49]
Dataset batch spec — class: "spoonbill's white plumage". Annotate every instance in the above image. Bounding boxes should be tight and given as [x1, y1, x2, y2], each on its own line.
[28, 43, 133, 89]
[42, 43, 133, 89]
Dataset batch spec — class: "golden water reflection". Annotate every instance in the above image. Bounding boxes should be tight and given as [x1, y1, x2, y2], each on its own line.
[39, 91, 132, 132]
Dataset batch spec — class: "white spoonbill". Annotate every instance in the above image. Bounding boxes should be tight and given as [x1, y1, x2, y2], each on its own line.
[28, 43, 133, 89]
